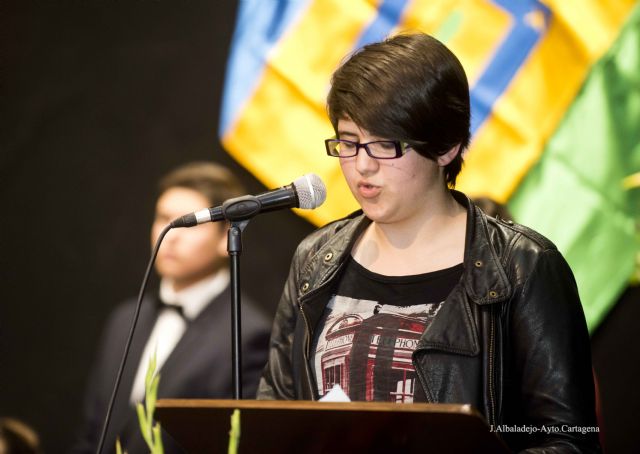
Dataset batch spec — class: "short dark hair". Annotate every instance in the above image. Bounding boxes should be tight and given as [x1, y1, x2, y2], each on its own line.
[327, 33, 470, 187]
[158, 161, 245, 206]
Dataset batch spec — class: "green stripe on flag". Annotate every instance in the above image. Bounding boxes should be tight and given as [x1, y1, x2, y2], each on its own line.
[508, 4, 640, 333]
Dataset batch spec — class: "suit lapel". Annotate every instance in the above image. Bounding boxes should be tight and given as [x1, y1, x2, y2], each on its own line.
[156, 286, 232, 397]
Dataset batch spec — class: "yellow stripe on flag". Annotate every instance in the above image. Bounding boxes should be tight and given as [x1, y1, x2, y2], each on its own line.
[399, 0, 511, 86]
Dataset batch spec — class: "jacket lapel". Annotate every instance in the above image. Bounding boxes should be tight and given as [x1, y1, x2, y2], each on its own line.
[416, 284, 480, 355]
[417, 192, 511, 355]
[157, 286, 231, 397]
[298, 214, 370, 344]
[460, 194, 512, 306]
[413, 192, 514, 407]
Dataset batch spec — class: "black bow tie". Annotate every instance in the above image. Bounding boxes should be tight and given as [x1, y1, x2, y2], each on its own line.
[157, 300, 186, 319]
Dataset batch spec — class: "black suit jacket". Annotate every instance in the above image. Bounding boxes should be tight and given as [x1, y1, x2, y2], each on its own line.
[72, 285, 271, 454]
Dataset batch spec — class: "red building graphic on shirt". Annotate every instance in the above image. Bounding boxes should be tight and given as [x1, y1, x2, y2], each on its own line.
[319, 312, 426, 402]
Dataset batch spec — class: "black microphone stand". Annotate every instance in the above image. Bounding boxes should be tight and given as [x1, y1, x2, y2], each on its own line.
[227, 219, 250, 399]
[220, 194, 266, 399]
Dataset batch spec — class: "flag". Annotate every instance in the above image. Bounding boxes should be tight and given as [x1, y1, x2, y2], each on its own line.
[219, 0, 640, 331]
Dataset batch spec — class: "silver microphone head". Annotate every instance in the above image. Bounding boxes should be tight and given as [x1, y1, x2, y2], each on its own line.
[292, 173, 327, 209]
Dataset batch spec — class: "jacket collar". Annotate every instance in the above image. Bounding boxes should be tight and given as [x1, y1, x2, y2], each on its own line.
[306, 191, 512, 306]
[453, 190, 512, 306]
[415, 191, 512, 357]
[300, 212, 370, 294]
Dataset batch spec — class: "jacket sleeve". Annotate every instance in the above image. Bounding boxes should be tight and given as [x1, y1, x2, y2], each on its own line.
[256, 243, 304, 400]
[508, 248, 601, 453]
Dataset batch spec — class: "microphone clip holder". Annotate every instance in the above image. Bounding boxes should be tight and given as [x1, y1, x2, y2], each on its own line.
[222, 195, 262, 221]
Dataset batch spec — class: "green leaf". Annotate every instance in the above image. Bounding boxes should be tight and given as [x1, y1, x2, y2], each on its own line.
[135, 352, 164, 454]
[147, 373, 160, 421]
[145, 350, 158, 391]
[153, 423, 164, 454]
[136, 402, 152, 447]
[145, 351, 159, 421]
[228, 409, 241, 454]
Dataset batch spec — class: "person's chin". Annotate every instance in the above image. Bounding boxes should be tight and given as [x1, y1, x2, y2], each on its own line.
[361, 205, 390, 223]
[155, 263, 182, 277]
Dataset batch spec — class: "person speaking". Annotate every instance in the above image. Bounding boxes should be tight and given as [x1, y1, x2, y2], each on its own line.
[257, 33, 600, 452]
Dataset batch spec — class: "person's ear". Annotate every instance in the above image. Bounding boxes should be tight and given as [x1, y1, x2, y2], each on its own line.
[437, 144, 461, 167]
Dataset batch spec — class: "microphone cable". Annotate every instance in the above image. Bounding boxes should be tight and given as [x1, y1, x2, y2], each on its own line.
[95, 223, 172, 454]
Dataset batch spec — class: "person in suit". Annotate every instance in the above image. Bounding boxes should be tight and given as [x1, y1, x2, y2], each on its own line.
[72, 161, 271, 454]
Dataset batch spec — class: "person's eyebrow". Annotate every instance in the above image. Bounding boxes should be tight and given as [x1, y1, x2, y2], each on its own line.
[337, 130, 359, 139]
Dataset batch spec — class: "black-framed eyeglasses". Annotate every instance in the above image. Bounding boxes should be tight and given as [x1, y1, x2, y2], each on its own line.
[324, 138, 411, 160]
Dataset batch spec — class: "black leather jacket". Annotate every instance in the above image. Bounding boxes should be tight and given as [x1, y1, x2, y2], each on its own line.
[258, 191, 600, 452]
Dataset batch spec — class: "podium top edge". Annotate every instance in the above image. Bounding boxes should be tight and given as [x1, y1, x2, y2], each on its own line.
[156, 399, 478, 416]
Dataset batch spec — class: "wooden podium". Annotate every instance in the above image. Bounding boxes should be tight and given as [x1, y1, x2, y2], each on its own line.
[156, 399, 509, 453]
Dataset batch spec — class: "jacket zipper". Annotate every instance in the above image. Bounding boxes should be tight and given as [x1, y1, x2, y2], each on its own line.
[299, 301, 312, 361]
[488, 304, 497, 427]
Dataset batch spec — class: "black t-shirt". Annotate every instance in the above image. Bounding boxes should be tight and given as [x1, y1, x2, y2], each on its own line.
[311, 256, 463, 403]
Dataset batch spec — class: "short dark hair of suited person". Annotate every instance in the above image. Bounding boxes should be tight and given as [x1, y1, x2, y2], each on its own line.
[327, 33, 471, 187]
[158, 161, 246, 207]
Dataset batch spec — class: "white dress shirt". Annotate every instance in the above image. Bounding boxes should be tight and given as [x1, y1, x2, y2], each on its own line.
[129, 269, 230, 404]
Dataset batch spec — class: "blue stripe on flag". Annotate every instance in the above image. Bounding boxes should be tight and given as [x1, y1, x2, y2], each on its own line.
[220, 0, 311, 136]
[353, 0, 410, 50]
[469, 0, 551, 135]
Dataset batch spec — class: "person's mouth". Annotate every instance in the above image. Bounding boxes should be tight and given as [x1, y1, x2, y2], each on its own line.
[357, 181, 381, 199]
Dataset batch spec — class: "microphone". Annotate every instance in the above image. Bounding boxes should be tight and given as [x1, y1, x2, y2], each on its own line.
[170, 173, 326, 228]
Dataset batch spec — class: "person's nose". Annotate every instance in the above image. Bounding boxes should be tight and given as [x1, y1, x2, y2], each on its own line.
[162, 226, 181, 245]
[355, 145, 379, 175]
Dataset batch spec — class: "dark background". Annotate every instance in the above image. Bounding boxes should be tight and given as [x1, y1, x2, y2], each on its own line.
[1, 1, 637, 453]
